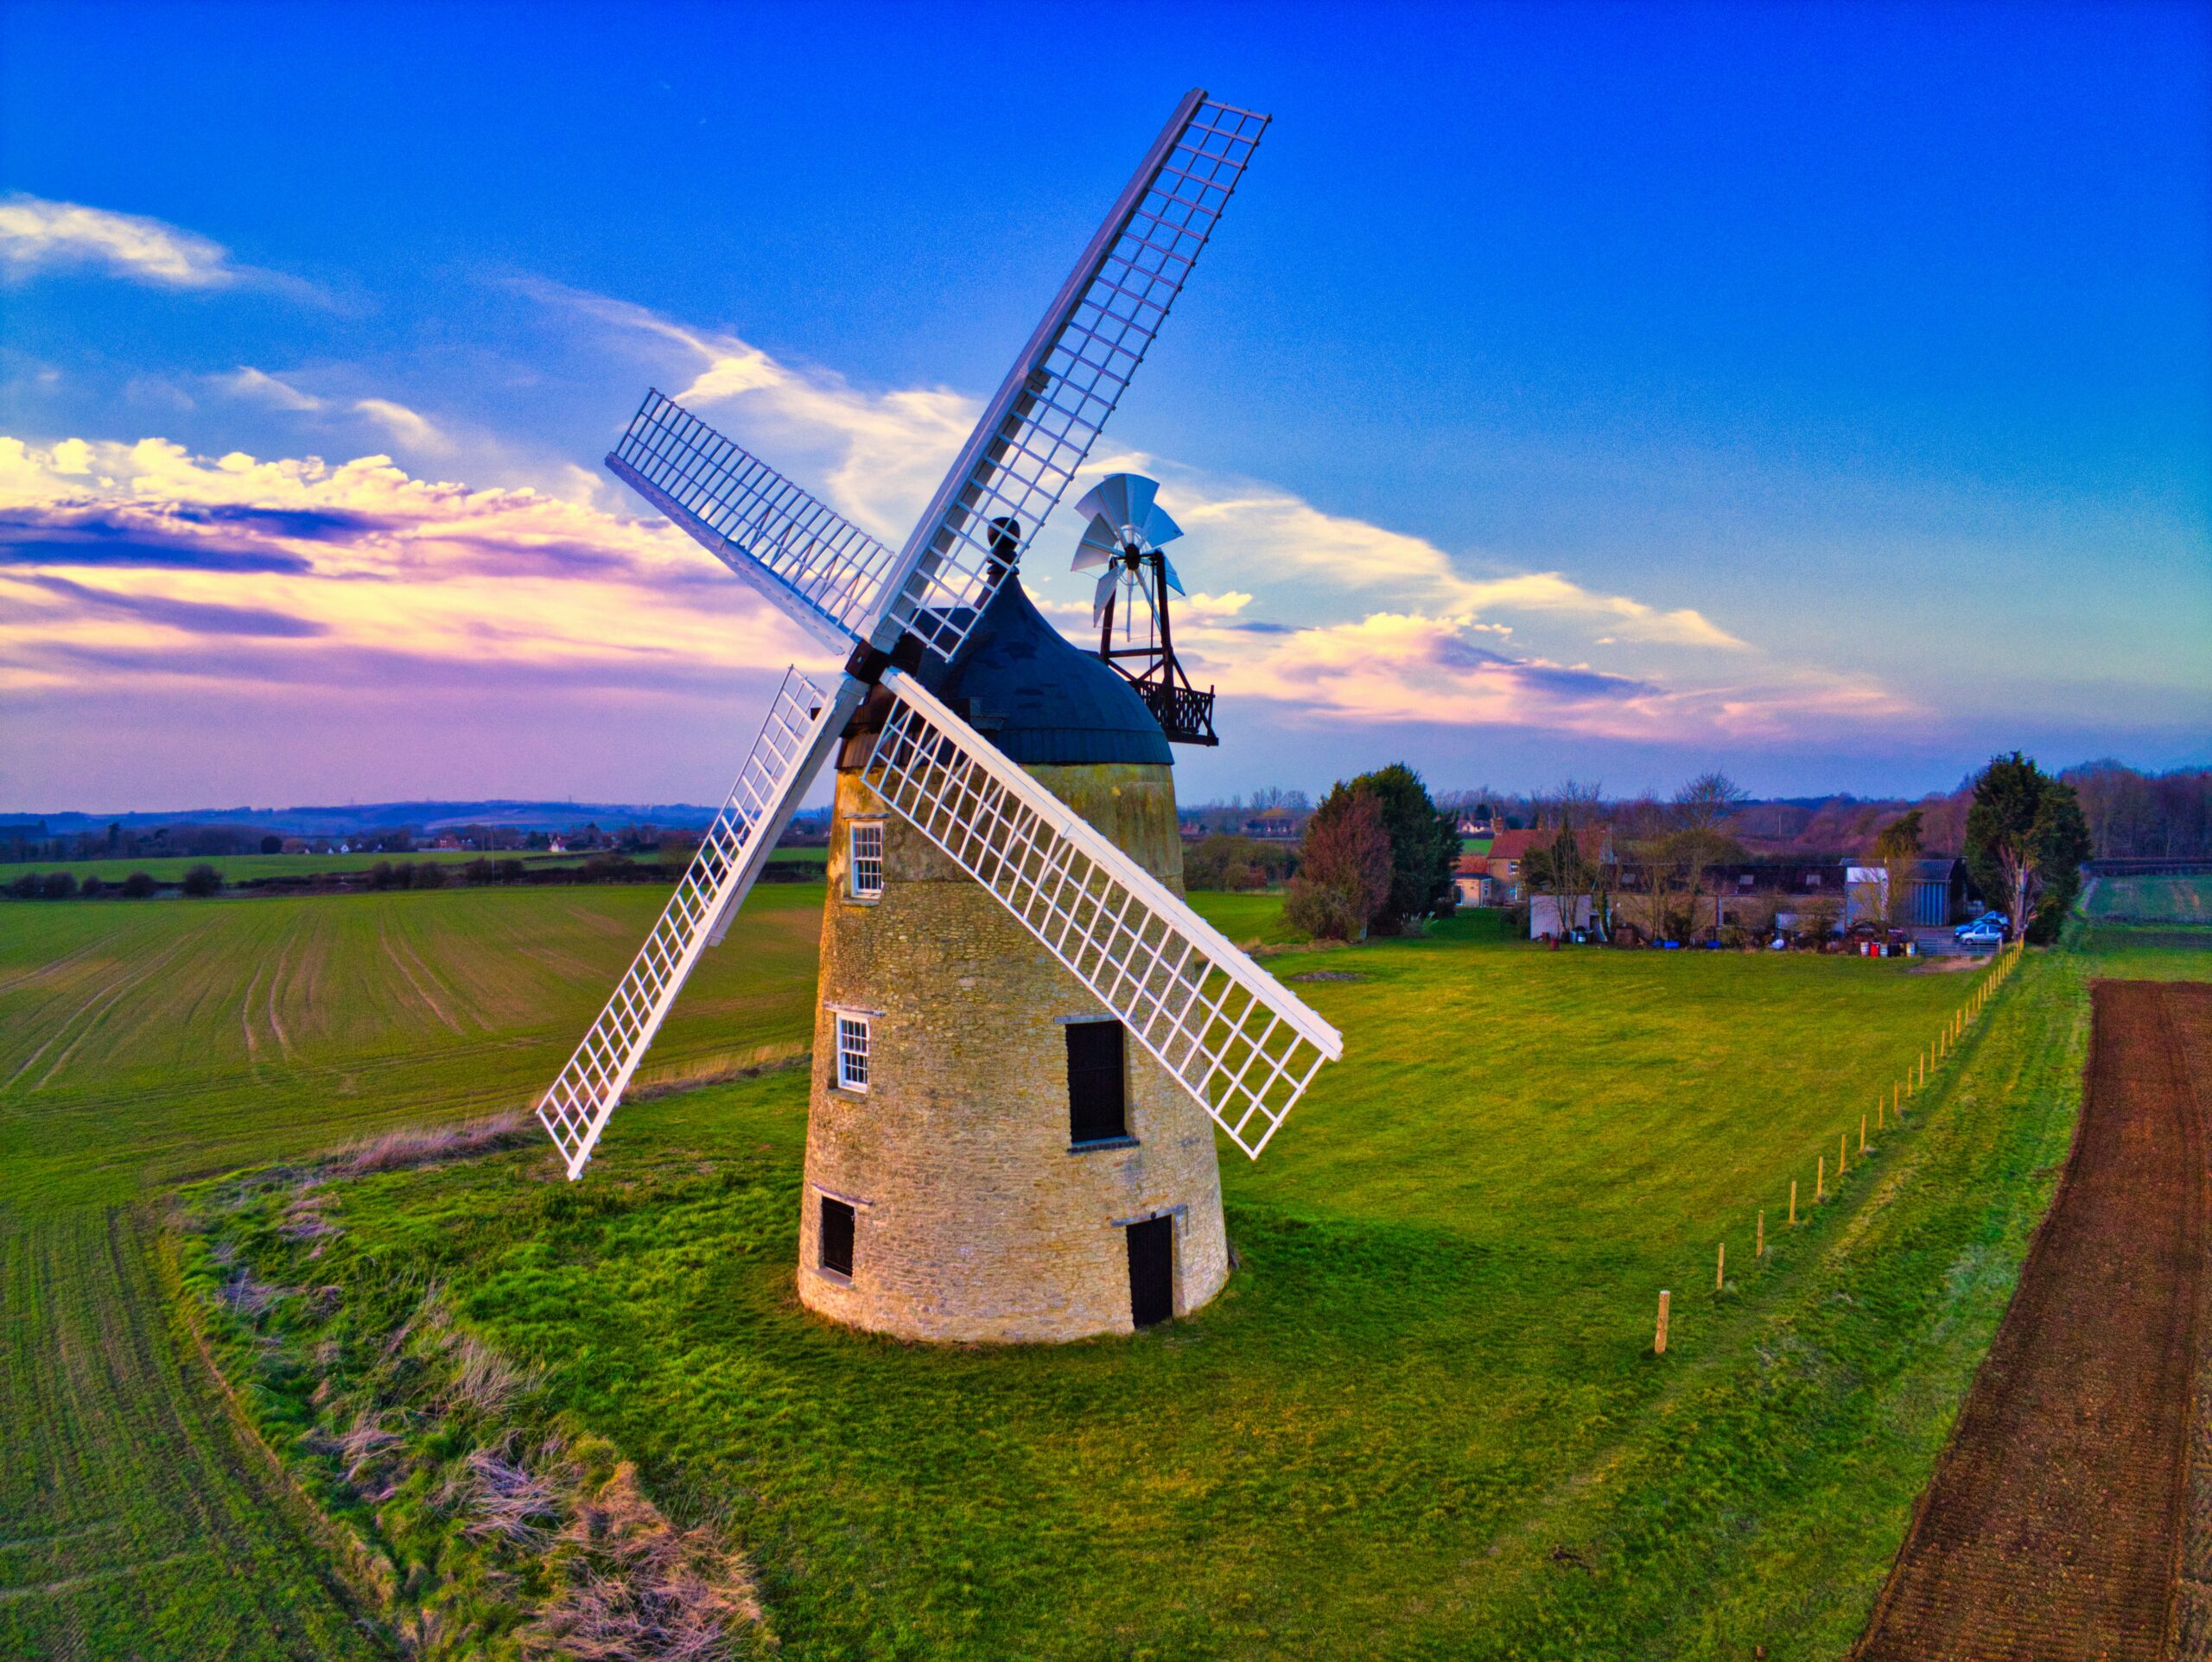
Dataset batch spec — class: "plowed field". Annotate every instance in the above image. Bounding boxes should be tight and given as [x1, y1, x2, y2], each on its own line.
[1856, 979, 2212, 1660]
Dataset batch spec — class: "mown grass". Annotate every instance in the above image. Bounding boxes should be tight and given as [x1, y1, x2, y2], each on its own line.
[173, 910, 2147, 1659]
[2082, 872, 2212, 923]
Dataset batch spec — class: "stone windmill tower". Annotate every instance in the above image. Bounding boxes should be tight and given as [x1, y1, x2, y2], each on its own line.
[533, 91, 1343, 1342]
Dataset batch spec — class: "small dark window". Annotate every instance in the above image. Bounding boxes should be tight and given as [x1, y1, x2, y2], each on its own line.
[1065, 1019, 1127, 1145]
[819, 1196, 855, 1278]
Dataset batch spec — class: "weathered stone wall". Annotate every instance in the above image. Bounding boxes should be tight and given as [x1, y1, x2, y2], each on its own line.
[796, 760, 1230, 1343]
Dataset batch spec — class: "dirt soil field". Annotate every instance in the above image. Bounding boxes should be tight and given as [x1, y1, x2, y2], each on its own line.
[1856, 979, 2212, 1661]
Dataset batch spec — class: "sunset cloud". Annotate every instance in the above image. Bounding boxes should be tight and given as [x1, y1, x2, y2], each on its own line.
[0, 435, 829, 702]
[0, 301, 1913, 758]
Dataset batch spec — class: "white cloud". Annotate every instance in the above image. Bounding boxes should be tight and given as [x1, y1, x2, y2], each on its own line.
[352, 397, 447, 451]
[211, 368, 450, 454]
[217, 366, 324, 411]
[1, 194, 239, 289]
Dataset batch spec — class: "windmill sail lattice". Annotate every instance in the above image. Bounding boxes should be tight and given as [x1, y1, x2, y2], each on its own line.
[539, 89, 1318, 1179]
[868, 670, 1339, 1158]
[536, 669, 853, 1178]
[607, 394, 900, 654]
[882, 92, 1268, 663]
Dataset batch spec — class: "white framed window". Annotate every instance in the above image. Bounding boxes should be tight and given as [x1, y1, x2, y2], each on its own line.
[849, 821, 884, 900]
[836, 1014, 871, 1093]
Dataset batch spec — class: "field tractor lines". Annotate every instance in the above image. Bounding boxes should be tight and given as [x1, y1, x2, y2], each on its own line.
[5, 929, 208, 1097]
[0, 1209, 378, 1658]
[260, 928, 296, 1062]
[237, 961, 266, 1063]
[375, 910, 463, 1035]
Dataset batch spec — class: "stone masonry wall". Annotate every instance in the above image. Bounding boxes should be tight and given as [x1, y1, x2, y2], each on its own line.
[796, 760, 1230, 1343]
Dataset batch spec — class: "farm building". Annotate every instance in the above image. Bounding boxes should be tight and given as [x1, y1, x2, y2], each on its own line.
[1452, 854, 1497, 907]
[1841, 857, 1971, 929]
[1484, 827, 1612, 906]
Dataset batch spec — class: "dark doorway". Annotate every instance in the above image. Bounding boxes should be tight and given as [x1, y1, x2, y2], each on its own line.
[819, 1196, 855, 1278]
[1065, 1018, 1128, 1145]
[1126, 1214, 1173, 1329]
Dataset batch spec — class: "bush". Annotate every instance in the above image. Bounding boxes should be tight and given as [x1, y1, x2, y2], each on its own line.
[41, 871, 79, 900]
[121, 871, 158, 898]
[1284, 789, 1393, 941]
[413, 861, 447, 891]
[260, 834, 283, 854]
[79, 875, 107, 899]
[181, 864, 224, 897]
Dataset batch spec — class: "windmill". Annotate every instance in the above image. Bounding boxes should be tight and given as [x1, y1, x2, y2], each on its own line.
[536, 90, 1343, 1342]
[1073, 473, 1217, 745]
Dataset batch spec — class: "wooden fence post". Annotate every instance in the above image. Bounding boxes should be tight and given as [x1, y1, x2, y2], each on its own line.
[1655, 1290, 1670, 1355]
[1860, 1114, 1868, 1153]
[1817, 1156, 1825, 1201]
[1789, 1179, 1798, 1226]
[1717, 1240, 1726, 1291]
[1839, 1132, 1847, 1177]
[1758, 1209, 1765, 1256]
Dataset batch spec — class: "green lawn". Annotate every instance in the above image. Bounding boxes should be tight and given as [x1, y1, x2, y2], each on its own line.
[162, 909, 2156, 1659]
[13, 879, 2202, 1658]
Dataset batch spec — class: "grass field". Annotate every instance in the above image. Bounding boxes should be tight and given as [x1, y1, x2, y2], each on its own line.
[10, 879, 2204, 1657]
[0, 846, 827, 886]
[2083, 872, 2212, 924]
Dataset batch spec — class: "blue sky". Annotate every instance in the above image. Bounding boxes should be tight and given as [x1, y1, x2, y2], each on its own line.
[2, 0, 2206, 810]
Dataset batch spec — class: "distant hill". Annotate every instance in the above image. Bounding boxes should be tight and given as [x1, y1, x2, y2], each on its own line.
[10, 800, 741, 837]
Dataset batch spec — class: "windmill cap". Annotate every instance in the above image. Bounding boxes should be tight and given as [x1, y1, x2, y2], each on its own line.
[917, 574, 1172, 766]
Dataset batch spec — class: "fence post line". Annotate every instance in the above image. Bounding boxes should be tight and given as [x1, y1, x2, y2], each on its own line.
[1655, 1289, 1670, 1355]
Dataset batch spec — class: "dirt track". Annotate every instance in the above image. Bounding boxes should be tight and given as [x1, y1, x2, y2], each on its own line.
[1856, 980, 2212, 1661]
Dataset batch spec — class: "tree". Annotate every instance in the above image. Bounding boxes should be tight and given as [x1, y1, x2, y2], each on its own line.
[1871, 808, 1924, 929]
[1965, 752, 2091, 943]
[260, 834, 283, 854]
[120, 871, 157, 898]
[1522, 824, 1599, 940]
[39, 871, 78, 900]
[1284, 787, 1392, 941]
[1342, 763, 1457, 931]
[1672, 771, 1748, 941]
[181, 864, 223, 898]
[79, 875, 106, 899]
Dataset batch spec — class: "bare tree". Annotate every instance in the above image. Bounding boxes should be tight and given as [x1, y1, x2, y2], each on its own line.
[1672, 771, 1748, 942]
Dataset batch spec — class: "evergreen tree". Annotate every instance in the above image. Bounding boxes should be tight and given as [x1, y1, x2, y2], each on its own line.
[1342, 762, 1458, 930]
[1965, 752, 2091, 943]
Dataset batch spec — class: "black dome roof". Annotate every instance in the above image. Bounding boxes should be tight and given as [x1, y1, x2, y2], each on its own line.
[914, 574, 1170, 767]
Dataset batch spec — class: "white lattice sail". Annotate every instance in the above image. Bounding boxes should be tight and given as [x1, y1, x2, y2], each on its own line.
[867, 669, 1341, 1158]
[607, 396, 899, 653]
[881, 92, 1270, 663]
[536, 669, 850, 1177]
